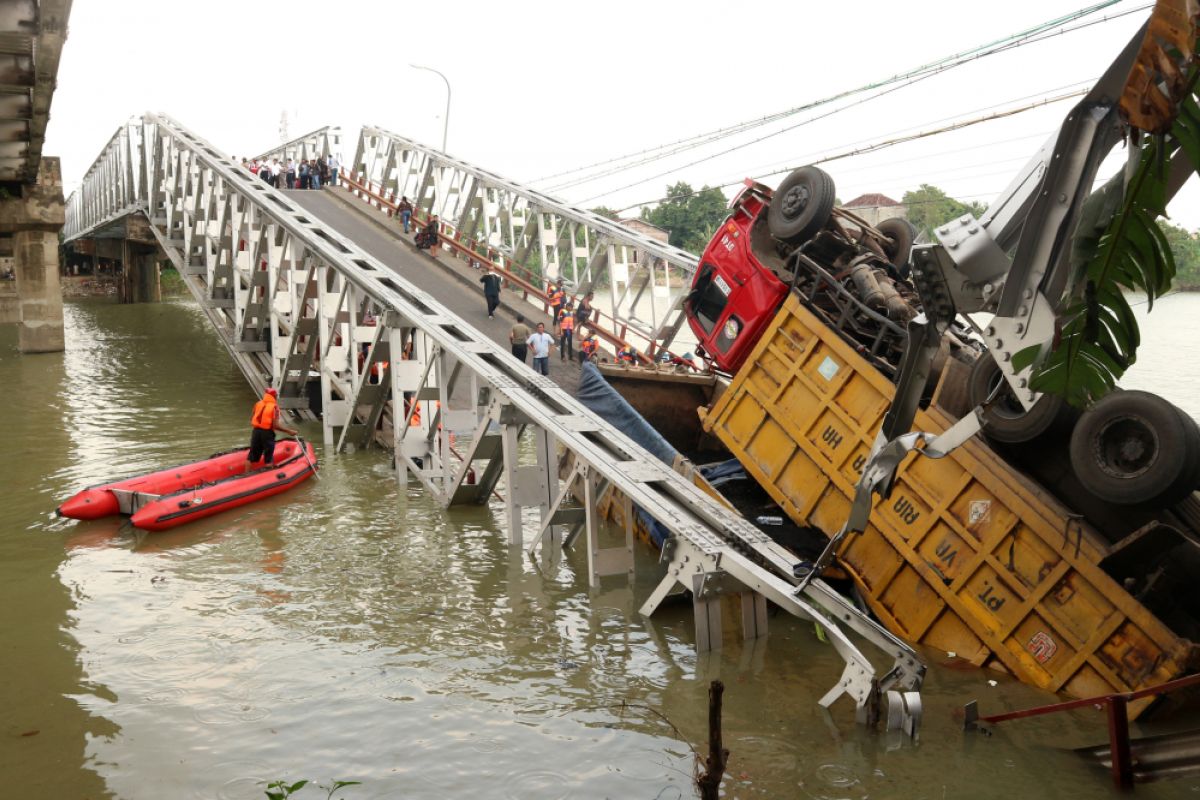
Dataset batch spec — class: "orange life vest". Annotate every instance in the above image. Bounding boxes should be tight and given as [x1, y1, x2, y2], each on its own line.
[617, 347, 636, 364]
[251, 395, 278, 430]
[560, 314, 575, 332]
[581, 337, 598, 356]
[548, 287, 564, 306]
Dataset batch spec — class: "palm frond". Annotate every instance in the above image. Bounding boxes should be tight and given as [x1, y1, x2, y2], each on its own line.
[1025, 62, 1200, 407]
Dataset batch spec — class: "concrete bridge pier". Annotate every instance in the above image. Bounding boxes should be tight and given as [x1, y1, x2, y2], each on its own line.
[11, 158, 66, 353]
[122, 241, 162, 304]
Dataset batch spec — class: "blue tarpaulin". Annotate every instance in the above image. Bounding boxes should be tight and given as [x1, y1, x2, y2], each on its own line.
[575, 362, 677, 546]
[576, 362, 678, 466]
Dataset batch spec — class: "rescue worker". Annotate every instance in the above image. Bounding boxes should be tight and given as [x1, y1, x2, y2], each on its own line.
[617, 344, 637, 365]
[245, 387, 297, 472]
[559, 302, 576, 361]
[579, 331, 599, 363]
[547, 278, 565, 329]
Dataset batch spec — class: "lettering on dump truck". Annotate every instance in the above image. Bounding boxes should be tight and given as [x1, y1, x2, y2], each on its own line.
[935, 539, 959, 570]
[893, 496, 920, 526]
[977, 580, 1008, 613]
[821, 425, 844, 450]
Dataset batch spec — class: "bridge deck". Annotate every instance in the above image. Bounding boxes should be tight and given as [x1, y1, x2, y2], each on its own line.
[286, 188, 582, 395]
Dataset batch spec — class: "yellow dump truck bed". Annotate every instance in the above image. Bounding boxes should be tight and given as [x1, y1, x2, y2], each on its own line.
[700, 294, 1197, 710]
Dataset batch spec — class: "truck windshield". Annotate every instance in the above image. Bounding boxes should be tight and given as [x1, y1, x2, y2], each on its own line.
[687, 263, 729, 335]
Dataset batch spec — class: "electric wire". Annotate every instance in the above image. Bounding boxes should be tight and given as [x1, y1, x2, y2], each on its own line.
[536, 1, 1146, 193]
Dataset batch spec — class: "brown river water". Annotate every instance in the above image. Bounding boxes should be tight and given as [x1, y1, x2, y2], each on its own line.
[2, 296, 1198, 799]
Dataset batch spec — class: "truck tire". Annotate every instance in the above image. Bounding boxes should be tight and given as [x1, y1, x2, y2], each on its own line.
[1069, 390, 1194, 506]
[877, 218, 917, 277]
[1158, 406, 1200, 506]
[768, 166, 835, 245]
[967, 354, 1070, 444]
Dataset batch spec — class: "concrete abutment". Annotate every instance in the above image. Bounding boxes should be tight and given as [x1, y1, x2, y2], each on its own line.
[11, 157, 66, 353]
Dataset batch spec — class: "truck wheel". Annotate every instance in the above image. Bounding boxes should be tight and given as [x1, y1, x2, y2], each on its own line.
[877, 218, 917, 277]
[768, 166, 835, 245]
[967, 354, 1070, 444]
[1069, 390, 1193, 506]
[1153, 406, 1200, 506]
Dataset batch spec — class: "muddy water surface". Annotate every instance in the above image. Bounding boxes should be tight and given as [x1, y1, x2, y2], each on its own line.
[2, 297, 1198, 799]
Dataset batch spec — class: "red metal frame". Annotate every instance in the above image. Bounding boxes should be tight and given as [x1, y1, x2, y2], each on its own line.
[968, 672, 1200, 788]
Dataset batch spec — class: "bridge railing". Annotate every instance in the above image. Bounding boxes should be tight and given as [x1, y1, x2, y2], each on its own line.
[339, 166, 698, 366]
[348, 125, 700, 361]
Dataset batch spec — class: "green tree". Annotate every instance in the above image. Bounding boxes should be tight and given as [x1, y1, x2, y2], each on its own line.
[1159, 220, 1200, 289]
[589, 205, 620, 221]
[640, 182, 729, 254]
[901, 184, 987, 239]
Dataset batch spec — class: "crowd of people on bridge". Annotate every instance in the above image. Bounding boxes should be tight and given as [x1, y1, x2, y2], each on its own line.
[239, 155, 340, 190]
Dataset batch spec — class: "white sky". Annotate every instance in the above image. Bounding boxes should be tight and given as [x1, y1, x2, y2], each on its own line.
[44, 0, 1200, 230]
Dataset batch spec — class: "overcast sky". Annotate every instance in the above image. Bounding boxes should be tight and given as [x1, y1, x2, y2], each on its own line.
[45, 0, 1200, 231]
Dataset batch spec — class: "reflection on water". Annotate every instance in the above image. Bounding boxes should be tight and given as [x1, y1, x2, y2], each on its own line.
[4, 296, 1200, 798]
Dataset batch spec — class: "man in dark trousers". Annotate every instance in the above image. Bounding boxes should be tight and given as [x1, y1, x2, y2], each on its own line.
[480, 268, 502, 319]
[509, 314, 530, 362]
[244, 387, 297, 472]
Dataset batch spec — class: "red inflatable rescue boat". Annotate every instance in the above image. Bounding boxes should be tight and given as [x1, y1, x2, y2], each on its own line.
[57, 440, 318, 531]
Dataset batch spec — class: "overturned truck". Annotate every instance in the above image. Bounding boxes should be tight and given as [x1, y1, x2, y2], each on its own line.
[669, 1, 1200, 716]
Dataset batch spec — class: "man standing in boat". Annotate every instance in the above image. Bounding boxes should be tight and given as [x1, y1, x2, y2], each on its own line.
[245, 387, 297, 472]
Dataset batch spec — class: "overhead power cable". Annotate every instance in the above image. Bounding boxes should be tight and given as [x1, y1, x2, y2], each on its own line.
[582, 86, 1087, 207]
[535, 0, 1139, 190]
[608, 89, 1086, 213]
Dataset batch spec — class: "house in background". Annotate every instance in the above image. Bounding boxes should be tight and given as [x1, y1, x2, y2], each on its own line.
[843, 193, 907, 227]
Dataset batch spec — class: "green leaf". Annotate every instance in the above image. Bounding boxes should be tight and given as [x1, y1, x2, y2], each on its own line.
[1011, 343, 1043, 373]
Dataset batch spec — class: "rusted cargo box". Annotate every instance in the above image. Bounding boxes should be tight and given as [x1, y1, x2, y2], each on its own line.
[700, 294, 1197, 710]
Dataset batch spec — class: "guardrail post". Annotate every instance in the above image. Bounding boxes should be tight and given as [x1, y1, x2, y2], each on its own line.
[1107, 696, 1134, 790]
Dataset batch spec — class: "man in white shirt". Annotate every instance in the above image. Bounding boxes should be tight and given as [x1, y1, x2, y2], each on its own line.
[528, 322, 554, 376]
[327, 154, 340, 187]
[286, 158, 296, 189]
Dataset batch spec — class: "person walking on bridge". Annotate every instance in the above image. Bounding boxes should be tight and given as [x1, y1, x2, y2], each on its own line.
[510, 314, 530, 363]
[245, 387, 297, 473]
[529, 322, 554, 376]
[397, 196, 413, 233]
[327, 154, 339, 187]
[480, 268, 502, 318]
[559, 301, 575, 361]
[547, 278, 565, 331]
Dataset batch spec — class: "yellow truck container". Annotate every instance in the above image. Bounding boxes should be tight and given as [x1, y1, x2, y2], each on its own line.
[699, 293, 1198, 710]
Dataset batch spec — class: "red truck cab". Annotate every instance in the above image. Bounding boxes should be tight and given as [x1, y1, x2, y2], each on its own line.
[685, 180, 789, 374]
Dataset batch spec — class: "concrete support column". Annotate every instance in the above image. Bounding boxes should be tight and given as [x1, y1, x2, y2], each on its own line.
[10, 157, 66, 353]
[15, 228, 64, 352]
[123, 243, 160, 304]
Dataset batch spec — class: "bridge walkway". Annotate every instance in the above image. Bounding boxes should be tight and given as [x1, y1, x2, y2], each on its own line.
[287, 187, 583, 396]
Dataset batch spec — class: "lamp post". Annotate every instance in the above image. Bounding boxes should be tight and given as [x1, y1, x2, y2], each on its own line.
[410, 64, 451, 153]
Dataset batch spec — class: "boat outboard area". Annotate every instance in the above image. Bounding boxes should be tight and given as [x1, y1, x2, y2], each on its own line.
[57, 439, 317, 531]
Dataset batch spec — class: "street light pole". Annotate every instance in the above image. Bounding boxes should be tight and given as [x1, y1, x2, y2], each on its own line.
[410, 64, 451, 153]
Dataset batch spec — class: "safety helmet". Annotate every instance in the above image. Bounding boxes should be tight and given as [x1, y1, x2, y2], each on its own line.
[265, 387, 278, 397]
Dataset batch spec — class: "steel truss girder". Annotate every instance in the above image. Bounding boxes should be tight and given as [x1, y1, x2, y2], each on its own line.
[252, 127, 344, 171]
[63, 114, 926, 728]
[349, 126, 697, 353]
